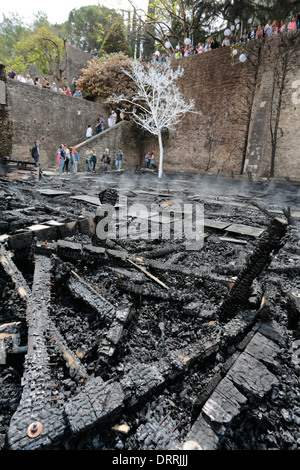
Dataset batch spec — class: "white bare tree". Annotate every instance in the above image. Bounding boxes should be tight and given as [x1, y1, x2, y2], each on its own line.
[108, 60, 200, 178]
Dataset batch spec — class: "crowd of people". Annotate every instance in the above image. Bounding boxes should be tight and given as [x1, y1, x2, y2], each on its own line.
[6, 68, 85, 98]
[140, 13, 300, 62]
[52, 143, 124, 175]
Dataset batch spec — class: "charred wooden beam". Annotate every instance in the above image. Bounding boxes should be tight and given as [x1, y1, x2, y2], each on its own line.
[142, 244, 185, 259]
[117, 279, 186, 302]
[67, 269, 133, 360]
[132, 257, 232, 287]
[1, 245, 87, 379]
[7, 254, 65, 450]
[68, 270, 115, 320]
[0, 244, 30, 300]
[217, 218, 288, 322]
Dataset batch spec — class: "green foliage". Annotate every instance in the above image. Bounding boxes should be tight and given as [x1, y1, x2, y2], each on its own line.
[0, 13, 28, 64]
[64, 5, 125, 52]
[9, 24, 66, 83]
[100, 19, 133, 57]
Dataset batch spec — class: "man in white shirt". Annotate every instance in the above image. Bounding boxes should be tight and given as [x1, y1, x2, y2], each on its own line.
[86, 125, 93, 139]
[108, 114, 114, 127]
[18, 73, 26, 83]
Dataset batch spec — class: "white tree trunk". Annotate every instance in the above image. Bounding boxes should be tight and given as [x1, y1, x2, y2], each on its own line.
[158, 130, 164, 178]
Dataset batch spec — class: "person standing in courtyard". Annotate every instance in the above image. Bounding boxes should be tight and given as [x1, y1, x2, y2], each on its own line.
[150, 152, 156, 169]
[145, 151, 150, 168]
[91, 149, 97, 172]
[31, 141, 40, 166]
[85, 146, 93, 172]
[102, 148, 110, 172]
[58, 145, 66, 174]
[71, 147, 80, 173]
[64, 144, 70, 173]
[115, 148, 123, 170]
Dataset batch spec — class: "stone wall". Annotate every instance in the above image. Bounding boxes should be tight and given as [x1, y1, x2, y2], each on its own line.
[5, 77, 141, 170]
[6, 78, 104, 167]
[140, 32, 300, 180]
[0, 64, 13, 158]
[140, 45, 251, 175]
[75, 120, 142, 172]
[243, 31, 300, 179]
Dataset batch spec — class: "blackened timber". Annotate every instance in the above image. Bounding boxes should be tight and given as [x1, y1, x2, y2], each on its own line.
[8, 255, 65, 450]
[98, 302, 133, 359]
[285, 291, 300, 335]
[117, 279, 185, 302]
[133, 258, 233, 287]
[142, 244, 185, 259]
[0, 244, 30, 300]
[67, 270, 132, 359]
[68, 270, 115, 320]
[127, 258, 169, 289]
[65, 338, 218, 436]
[217, 218, 288, 322]
[47, 319, 88, 380]
[1, 246, 87, 381]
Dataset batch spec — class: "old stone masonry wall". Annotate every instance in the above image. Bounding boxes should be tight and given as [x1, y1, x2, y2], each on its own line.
[0, 65, 13, 158]
[141, 31, 300, 180]
[5, 79, 104, 168]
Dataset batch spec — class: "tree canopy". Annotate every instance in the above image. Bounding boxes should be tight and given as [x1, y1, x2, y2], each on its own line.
[10, 24, 67, 84]
[61, 5, 131, 54]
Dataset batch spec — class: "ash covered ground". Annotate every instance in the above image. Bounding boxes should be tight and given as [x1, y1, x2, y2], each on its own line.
[0, 169, 299, 452]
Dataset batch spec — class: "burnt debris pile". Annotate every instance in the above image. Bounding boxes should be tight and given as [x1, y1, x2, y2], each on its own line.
[0, 171, 299, 451]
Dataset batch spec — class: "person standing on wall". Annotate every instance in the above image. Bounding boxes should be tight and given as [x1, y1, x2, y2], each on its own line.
[100, 116, 106, 132]
[31, 141, 40, 166]
[86, 125, 93, 139]
[96, 115, 101, 134]
[115, 148, 123, 170]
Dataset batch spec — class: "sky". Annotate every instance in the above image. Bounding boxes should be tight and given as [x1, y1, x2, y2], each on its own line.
[0, 0, 148, 25]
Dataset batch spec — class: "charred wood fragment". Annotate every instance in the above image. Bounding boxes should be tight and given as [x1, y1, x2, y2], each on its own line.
[135, 258, 232, 287]
[217, 218, 288, 322]
[282, 207, 295, 226]
[117, 279, 186, 302]
[142, 244, 185, 259]
[285, 291, 300, 338]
